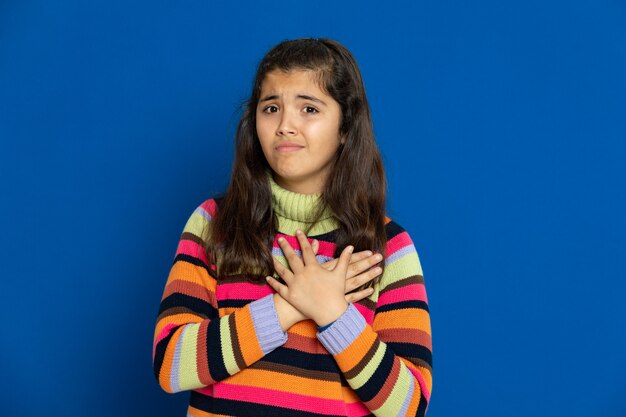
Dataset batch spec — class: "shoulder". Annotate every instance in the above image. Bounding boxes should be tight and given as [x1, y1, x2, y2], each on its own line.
[379, 217, 424, 287]
[383, 217, 419, 257]
[180, 197, 222, 241]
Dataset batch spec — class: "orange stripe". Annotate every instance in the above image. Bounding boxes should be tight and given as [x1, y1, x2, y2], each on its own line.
[374, 309, 431, 334]
[155, 313, 203, 337]
[159, 326, 183, 392]
[166, 261, 218, 292]
[234, 306, 263, 365]
[405, 381, 421, 416]
[335, 326, 378, 371]
[288, 319, 318, 337]
[166, 261, 204, 286]
[342, 385, 360, 402]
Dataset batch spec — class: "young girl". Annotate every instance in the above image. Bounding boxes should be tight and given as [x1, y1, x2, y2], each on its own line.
[153, 38, 432, 417]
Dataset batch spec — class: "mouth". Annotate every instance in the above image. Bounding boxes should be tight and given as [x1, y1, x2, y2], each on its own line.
[275, 143, 305, 152]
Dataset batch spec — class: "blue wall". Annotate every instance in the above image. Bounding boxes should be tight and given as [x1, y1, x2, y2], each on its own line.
[1, 1, 625, 416]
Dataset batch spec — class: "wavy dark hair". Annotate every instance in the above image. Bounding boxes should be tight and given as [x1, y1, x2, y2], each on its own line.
[205, 38, 387, 285]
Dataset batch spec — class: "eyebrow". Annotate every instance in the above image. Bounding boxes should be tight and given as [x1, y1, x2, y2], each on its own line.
[259, 94, 327, 106]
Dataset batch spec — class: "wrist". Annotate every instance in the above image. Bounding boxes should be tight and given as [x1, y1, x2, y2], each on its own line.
[273, 293, 301, 331]
[313, 300, 349, 327]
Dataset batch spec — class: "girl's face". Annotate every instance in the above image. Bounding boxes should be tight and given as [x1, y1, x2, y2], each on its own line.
[256, 69, 344, 194]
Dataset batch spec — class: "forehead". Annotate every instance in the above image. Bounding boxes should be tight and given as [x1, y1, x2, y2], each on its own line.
[260, 69, 328, 95]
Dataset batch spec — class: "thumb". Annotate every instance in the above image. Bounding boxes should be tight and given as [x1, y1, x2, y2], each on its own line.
[336, 245, 354, 276]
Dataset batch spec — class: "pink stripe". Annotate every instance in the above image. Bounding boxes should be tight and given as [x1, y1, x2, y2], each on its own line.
[153, 323, 178, 360]
[386, 232, 412, 257]
[410, 367, 431, 401]
[176, 240, 209, 264]
[216, 282, 273, 301]
[273, 234, 337, 258]
[354, 303, 374, 325]
[214, 383, 348, 415]
[345, 400, 372, 417]
[200, 199, 218, 217]
[377, 284, 427, 306]
[195, 384, 213, 396]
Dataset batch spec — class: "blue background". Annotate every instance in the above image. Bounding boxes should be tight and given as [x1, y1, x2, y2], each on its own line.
[1, 1, 625, 416]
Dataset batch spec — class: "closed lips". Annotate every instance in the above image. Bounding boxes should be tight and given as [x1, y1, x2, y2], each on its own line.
[276, 143, 305, 151]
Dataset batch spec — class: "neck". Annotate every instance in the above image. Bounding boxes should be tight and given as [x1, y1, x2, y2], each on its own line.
[268, 173, 338, 235]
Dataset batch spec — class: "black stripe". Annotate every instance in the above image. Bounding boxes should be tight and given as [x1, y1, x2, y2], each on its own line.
[385, 220, 405, 240]
[376, 300, 429, 313]
[416, 391, 428, 417]
[190, 393, 346, 417]
[153, 326, 179, 382]
[387, 342, 433, 368]
[218, 299, 254, 308]
[354, 347, 395, 402]
[158, 292, 217, 317]
[173, 253, 211, 271]
[261, 347, 342, 374]
[275, 229, 338, 242]
[206, 319, 229, 381]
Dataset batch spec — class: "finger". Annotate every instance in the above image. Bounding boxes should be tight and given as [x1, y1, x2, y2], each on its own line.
[277, 237, 303, 272]
[346, 252, 383, 279]
[266, 276, 289, 299]
[349, 250, 373, 264]
[295, 230, 317, 265]
[311, 239, 319, 255]
[335, 245, 354, 276]
[272, 257, 294, 283]
[322, 250, 371, 272]
[345, 287, 375, 303]
[345, 266, 383, 293]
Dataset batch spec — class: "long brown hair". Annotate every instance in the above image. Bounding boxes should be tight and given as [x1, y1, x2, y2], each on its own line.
[206, 38, 387, 284]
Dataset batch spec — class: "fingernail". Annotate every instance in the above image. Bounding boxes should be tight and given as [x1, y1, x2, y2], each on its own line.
[296, 230, 303, 235]
[266, 276, 271, 281]
[367, 288, 374, 293]
[375, 254, 383, 261]
[278, 237, 285, 242]
[375, 267, 382, 273]
[366, 251, 373, 256]
[348, 245, 354, 253]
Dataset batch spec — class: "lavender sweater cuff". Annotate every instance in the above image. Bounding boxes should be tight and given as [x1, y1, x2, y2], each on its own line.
[249, 294, 288, 354]
[316, 303, 366, 355]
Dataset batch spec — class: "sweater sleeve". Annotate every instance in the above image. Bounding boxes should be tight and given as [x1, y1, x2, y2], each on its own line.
[152, 199, 288, 393]
[316, 223, 433, 416]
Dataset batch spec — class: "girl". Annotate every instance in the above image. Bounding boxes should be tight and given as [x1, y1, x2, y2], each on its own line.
[153, 38, 432, 417]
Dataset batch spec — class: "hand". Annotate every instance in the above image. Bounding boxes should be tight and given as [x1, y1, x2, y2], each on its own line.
[267, 230, 353, 327]
[273, 239, 383, 330]
[313, 240, 384, 299]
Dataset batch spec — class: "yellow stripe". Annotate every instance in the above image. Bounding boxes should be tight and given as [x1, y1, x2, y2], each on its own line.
[348, 341, 385, 389]
[183, 209, 210, 238]
[375, 362, 412, 416]
[220, 317, 239, 375]
[177, 323, 202, 390]
[383, 252, 423, 282]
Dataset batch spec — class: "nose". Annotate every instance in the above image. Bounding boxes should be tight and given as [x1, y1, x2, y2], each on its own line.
[277, 111, 297, 136]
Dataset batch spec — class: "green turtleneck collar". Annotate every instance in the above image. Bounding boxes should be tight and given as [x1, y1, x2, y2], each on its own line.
[268, 173, 339, 236]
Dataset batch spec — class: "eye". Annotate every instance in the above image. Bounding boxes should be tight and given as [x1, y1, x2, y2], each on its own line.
[262, 105, 279, 113]
[303, 106, 319, 114]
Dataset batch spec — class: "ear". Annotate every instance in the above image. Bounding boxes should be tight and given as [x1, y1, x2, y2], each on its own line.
[340, 134, 346, 145]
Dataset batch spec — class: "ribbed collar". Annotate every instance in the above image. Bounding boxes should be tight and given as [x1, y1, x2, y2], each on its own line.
[268, 173, 338, 235]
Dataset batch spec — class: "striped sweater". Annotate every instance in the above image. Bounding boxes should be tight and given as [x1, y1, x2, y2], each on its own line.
[153, 178, 433, 416]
